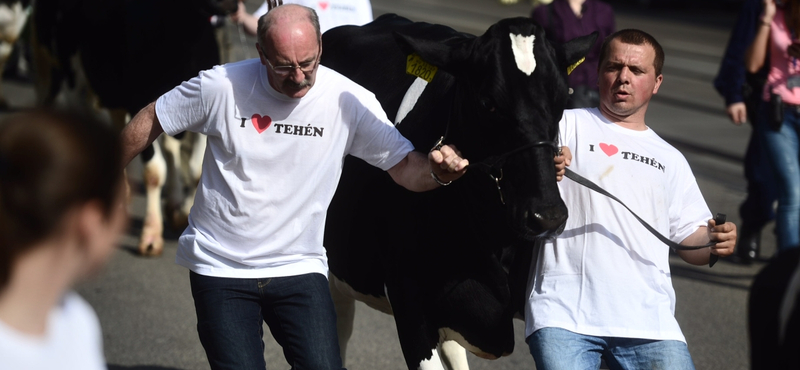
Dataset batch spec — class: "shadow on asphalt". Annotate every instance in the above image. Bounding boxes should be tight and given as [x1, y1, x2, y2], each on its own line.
[669, 263, 758, 291]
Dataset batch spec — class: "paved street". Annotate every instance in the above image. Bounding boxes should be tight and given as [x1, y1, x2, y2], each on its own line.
[1, 1, 766, 369]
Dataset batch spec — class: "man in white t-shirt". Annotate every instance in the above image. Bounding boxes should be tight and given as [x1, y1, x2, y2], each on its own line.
[120, 5, 467, 369]
[529, 29, 738, 370]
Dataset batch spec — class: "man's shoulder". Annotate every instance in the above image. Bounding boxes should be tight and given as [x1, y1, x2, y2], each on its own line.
[316, 65, 377, 97]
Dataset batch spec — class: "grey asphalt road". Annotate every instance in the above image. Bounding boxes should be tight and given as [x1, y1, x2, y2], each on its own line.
[0, 1, 764, 369]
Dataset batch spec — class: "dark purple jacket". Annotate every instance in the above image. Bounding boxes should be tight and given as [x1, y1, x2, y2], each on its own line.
[531, 0, 615, 91]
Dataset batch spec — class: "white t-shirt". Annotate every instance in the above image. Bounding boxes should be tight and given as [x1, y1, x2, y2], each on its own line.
[525, 108, 712, 343]
[254, 0, 373, 33]
[156, 59, 413, 279]
[0, 292, 105, 370]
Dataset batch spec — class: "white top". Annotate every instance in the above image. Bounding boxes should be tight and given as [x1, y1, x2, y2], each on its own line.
[255, 0, 373, 33]
[525, 108, 712, 343]
[0, 292, 105, 370]
[156, 59, 413, 279]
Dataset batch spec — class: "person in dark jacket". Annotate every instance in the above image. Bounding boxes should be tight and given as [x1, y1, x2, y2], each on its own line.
[531, 0, 615, 108]
[714, 0, 777, 263]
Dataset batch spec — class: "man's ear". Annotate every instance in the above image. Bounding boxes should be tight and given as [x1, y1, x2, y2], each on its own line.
[256, 44, 268, 65]
[653, 74, 663, 94]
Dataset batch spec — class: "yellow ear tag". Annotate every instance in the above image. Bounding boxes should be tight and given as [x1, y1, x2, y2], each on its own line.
[406, 53, 438, 83]
[567, 57, 585, 75]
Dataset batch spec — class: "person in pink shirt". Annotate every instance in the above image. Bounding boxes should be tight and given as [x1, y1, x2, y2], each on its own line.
[746, 0, 800, 252]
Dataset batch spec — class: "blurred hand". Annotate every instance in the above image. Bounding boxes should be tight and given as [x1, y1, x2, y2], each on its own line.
[762, 0, 776, 23]
[726, 102, 747, 125]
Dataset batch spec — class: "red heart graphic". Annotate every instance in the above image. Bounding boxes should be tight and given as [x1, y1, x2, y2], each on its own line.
[318, 1, 329, 10]
[251, 114, 272, 134]
[599, 143, 618, 156]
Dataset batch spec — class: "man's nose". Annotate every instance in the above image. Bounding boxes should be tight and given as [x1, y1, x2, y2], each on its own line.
[617, 67, 630, 83]
[288, 67, 305, 81]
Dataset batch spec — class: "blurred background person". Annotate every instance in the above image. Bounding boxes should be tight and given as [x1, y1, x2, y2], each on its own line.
[745, 0, 800, 253]
[0, 109, 127, 369]
[715, 0, 777, 263]
[746, 0, 800, 254]
[231, 0, 373, 35]
[531, 0, 615, 108]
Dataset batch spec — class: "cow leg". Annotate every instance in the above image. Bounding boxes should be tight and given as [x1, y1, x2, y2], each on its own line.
[438, 340, 469, 370]
[329, 275, 356, 366]
[161, 133, 186, 231]
[0, 2, 29, 109]
[139, 140, 166, 256]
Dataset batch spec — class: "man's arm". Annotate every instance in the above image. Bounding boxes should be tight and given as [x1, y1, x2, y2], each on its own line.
[387, 144, 468, 192]
[677, 219, 738, 265]
[714, 0, 764, 121]
[121, 102, 164, 167]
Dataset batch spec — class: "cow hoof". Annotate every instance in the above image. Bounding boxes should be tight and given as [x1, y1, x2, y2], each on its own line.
[138, 236, 164, 257]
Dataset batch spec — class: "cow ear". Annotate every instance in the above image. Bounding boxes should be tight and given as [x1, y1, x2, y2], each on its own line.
[562, 31, 598, 72]
[393, 32, 471, 70]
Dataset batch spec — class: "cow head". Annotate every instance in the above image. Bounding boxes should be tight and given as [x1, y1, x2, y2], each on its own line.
[394, 18, 596, 241]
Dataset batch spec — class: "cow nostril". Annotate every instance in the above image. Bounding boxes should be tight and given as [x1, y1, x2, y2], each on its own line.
[528, 207, 568, 234]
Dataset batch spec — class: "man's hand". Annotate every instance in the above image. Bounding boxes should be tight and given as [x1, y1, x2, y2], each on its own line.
[726, 102, 747, 125]
[708, 218, 737, 258]
[554, 146, 572, 181]
[429, 144, 469, 184]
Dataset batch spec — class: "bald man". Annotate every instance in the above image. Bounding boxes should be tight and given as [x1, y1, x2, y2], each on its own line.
[120, 5, 467, 369]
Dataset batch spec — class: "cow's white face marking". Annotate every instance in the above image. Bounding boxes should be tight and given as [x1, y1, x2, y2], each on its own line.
[510, 33, 536, 76]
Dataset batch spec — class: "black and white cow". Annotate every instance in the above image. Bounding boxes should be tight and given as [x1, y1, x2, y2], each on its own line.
[30, 0, 237, 255]
[0, 0, 30, 109]
[321, 14, 596, 370]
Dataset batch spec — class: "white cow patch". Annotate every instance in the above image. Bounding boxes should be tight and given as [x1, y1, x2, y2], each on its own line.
[510, 33, 536, 76]
[396, 77, 429, 125]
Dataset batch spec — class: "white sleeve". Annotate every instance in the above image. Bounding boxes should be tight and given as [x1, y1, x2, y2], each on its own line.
[254, 1, 268, 17]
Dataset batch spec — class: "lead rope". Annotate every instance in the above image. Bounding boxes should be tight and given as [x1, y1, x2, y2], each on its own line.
[563, 168, 724, 267]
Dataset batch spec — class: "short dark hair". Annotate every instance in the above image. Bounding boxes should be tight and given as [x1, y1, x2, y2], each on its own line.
[0, 109, 123, 287]
[599, 29, 665, 77]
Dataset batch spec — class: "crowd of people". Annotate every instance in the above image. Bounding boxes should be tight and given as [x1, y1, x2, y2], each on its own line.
[6, 0, 796, 369]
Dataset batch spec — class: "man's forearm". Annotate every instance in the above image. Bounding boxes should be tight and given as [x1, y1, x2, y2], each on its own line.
[121, 102, 164, 167]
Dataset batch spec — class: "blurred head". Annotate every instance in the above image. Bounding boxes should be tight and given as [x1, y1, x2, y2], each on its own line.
[256, 4, 322, 99]
[0, 109, 126, 288]
[597, 29, 664, 123]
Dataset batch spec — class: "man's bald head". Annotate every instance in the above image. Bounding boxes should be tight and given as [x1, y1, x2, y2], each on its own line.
[257, 4, 321, 50]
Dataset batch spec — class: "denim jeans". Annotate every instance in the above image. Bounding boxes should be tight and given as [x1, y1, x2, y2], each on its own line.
[189, 271, 344, 370]
[527, 327, 695, 370]
[760, 104, 800, 251]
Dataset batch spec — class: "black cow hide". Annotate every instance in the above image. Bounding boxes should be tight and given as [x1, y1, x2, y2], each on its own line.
[321, 14, 595, 369]
[32, 0, 236, 114]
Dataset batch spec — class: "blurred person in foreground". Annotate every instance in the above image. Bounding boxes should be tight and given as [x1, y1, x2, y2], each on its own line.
[746, 0, 800, 254]
[531, 0, 615, 108]
[714, 0, 777, 263]
[120, 4, 467, 369]
[0, 109, 127, 370]
[529, 29, 737, 370]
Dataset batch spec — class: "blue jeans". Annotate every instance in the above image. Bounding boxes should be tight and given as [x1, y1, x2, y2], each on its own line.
[527, 328, 695, 370]
[760, 104, 800, 251]
[189, 271, 344, 370]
